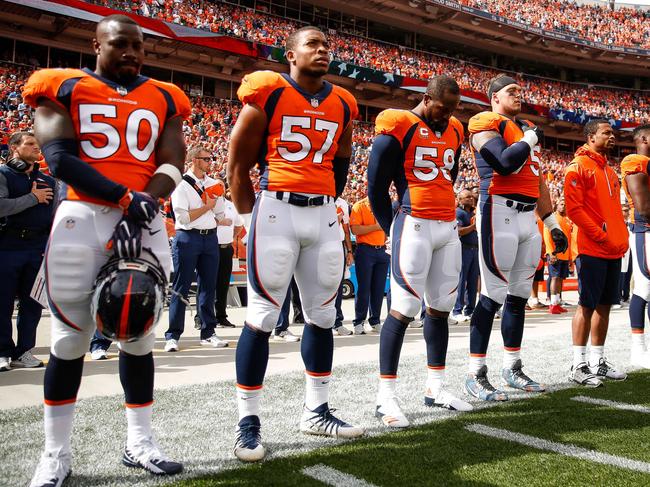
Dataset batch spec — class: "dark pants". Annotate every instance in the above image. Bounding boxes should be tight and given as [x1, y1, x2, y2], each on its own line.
[275, 277, 301, 333]
[453, 245, 479, 316]
[353, 244, 389, 326]
[90, 329, 112, 352]
[0, 248, 44, 359]
[215, 243, 234, 323]
[166, 230, 219, 340]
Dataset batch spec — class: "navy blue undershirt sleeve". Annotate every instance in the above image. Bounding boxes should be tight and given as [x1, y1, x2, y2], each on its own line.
[368, 134, 403, 234]
[479, 136, 532, 176]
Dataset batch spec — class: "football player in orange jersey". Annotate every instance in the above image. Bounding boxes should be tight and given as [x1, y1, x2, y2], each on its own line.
[24, 15, 189, 486]
[621, 124, 650, 368]
[465, 74, 568, 402]
[367, 75, 472, 428]
[227, 26, 363, 462]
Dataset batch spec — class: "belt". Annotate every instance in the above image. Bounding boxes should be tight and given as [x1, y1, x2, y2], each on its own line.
[270, 191, 332, 207]
[505, 199, 536, 212]
[358, 243, 386, 250]
[1, 227, 50, 240]
[180, 228, 216, 235]
[219, 243, 232, 248]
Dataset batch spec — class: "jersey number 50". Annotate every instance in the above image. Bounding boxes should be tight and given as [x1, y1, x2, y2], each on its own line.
[78, 104, 160, 162]
[278, 116, 339, 164]
[413, 146, 456, 181]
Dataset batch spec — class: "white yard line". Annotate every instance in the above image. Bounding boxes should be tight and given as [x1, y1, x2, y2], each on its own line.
[301, 464, 379, 487]
[466, 423, 650, 473]
[571, 395, 650, 413]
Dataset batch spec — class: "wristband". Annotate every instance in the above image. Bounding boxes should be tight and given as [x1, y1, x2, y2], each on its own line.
[154, 163, 183, 186]
[543, 213, 561, 232]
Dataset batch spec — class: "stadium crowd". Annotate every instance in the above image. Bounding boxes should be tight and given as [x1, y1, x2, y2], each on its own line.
[85, 0, 650, 124]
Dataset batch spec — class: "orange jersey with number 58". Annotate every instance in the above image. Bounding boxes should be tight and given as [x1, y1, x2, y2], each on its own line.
[375, 109, 463, 222]
[23, 68, 191, 205]
[237, 71, 358, 197]
[468, 111, 540, 200]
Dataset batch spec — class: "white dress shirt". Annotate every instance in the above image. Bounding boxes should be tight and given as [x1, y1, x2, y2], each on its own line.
[217, 200, 245, 244]
[172, 172, 225, 231]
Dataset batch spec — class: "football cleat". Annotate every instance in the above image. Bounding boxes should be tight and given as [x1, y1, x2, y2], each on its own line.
[465, 365, 508, 401]
[300, 403, 364, 438]
[234, 415, 265, 462]
[425, 389, 473, 411]
[631, 350, 650, 369]
[502, 359, 545, 392]
[375, 397, 409, 428]
[29, 450, 72, 487]
[122, 437, 183, 475]
[570, 363, 603, 387]
[590, 358, 627, 381]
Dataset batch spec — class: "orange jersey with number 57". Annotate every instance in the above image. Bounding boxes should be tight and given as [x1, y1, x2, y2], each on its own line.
[375, 109, 463, 222]
[468, 111, 540, 200]
[23, 68, 191, 205]
[237, 71, 358, 197]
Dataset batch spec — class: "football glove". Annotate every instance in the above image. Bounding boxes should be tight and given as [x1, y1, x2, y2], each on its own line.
[550, 228, 568, 255]
[120, 191, 159, 225]
[109, 216, 142, 259]
[522, 124, 544, 141]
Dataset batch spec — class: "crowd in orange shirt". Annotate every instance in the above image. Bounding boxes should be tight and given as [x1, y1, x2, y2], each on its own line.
[87, 0, 650, 124]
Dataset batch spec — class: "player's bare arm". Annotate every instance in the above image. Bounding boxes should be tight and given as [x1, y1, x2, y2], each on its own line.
[145, 116, 186, 200]
[227, 102, 267, 214]
[626, 172, 650, 220]
[470, 130, 499, 152]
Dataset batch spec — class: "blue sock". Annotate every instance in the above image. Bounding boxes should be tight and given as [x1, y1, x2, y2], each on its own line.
[235, 324, 271, 388]
[469, 295, 500, 355]
[379, 314, 409, 376]
[423, 314, 448, 367]
[630, 294, 647, 331]
[301, 323, 333, 374]
[44, 354, 84, 403]
[500, 295, 527, 349]
[119, 351, 154, 405]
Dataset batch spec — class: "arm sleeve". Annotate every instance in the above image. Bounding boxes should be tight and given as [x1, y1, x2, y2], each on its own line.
[333, 156, 351, 198]
[564, 166, 607, 243]
[0, 172, 38, 218]
[451, 147, 461, 184]
[40, 139, 127, 204]
[368, 134, 403, 234]
[478, 136, 532, 176]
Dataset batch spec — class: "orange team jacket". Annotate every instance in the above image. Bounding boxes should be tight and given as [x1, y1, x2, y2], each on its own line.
[374, 109, 464, 222]
[544, 212, 572, 261]
[621, 153, 650, 229]
[237, 70, 358, 197]
[564, 144, 628, 259]
[350, 197, 386, 246]
[468, 111, 541, 200]
[22, 68, 191, 206]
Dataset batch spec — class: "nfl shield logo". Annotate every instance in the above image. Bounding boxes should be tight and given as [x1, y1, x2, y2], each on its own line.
[116, 86, 128, 96]
[310, 98, 319, 108]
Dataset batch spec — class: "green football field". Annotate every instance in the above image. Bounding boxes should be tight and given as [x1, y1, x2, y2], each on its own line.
[175, 372, 650, 487]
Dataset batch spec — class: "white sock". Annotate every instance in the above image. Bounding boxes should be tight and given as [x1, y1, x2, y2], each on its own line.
[126, 404, 153, 448]
[236, 386, 262, 420]
[573, 346, 587, 368]
[631, 331, 645, 354]
[589, 346, 604, 367]
[377, 376, 397, 402]
[469, 354, 486, 375]
[305, 372, 330, 410]
[503, 348, 520, 369]
[44, 402, 76, 454]
[551, 294, 560, 305]
[426, 367, 445, 398]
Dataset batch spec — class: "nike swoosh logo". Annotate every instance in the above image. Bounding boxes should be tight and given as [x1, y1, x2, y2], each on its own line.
[328, 221, 336, 227]
[148, 229, 162, 236]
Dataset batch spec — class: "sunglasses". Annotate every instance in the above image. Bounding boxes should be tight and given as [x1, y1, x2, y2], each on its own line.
[195, 156, 213, 162]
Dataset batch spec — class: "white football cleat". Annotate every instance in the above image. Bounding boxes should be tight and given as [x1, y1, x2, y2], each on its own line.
[122, 437, 183, 475]
[300, 403, 364, 438]
[425, 389, 473, 412]
[29, 450, 72, 487]
[375, 397, 409, 428]
[234, 415, 265, 462]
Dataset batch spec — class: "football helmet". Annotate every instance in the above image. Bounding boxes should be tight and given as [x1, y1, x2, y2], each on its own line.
[91, 249, 167, 342]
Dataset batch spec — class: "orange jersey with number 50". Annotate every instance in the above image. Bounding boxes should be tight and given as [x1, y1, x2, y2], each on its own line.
[621, 153, 650, 226]
[23, 68, 191, 205]
[375, 109, 463, 222]
[237, 71, 358, 197]
[468, 111, 540, 200]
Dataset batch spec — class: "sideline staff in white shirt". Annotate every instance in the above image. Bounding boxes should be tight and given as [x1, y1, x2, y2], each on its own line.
[164, 146, 227, 351]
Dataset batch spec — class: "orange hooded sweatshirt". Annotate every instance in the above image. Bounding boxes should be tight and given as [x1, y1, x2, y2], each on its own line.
[564, 144, 628, 259]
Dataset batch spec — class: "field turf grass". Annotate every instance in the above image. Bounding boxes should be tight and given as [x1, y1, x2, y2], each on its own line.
[175, 371, 650, 486]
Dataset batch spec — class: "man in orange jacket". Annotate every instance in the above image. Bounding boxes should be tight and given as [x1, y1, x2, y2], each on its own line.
[544, 198, 572, 314]
[564, 119, 629, 387]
